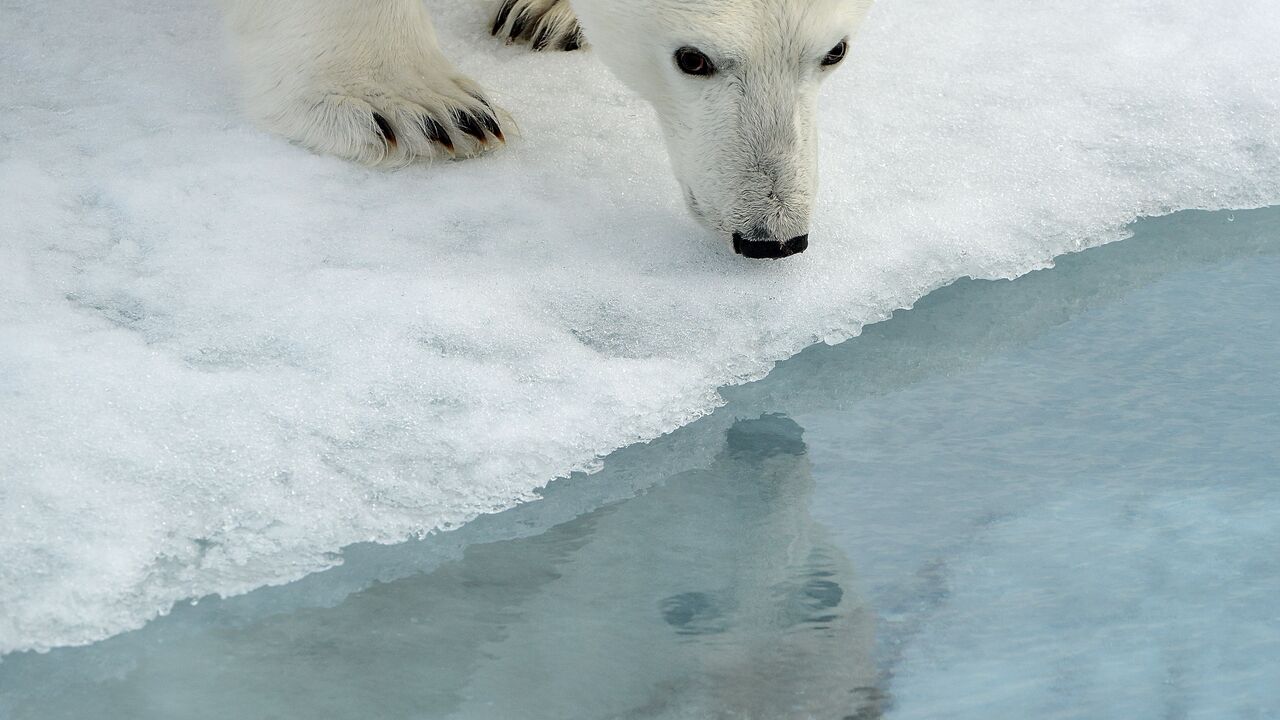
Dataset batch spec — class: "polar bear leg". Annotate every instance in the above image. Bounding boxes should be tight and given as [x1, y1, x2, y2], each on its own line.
[492, 0, 585, 52]
[221, 0, 506, 165]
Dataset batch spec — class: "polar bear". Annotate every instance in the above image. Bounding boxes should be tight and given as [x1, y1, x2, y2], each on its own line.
[221, 0, 873, 258]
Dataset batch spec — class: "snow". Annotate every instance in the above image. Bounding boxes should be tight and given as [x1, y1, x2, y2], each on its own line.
[1, 0, 1278, 656]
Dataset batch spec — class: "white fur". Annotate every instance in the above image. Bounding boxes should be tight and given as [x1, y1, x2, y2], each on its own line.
[221, 0, 505, 166]
[571, 0, 873, 242]
[221, 0, 873, 246]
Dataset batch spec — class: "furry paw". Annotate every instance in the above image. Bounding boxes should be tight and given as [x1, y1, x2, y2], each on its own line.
[254, 75, 506, 167]
[225, 0, 509, 166]
[492, 0, 585, 52]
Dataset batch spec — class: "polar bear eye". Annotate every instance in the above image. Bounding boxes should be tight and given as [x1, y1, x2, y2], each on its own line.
[675, 47, 715, 77]
[822, 40, 848, 67]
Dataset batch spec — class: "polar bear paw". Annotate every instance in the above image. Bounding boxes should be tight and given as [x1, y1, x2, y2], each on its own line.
[492, 0, 585, 52]
[252, 74, 507, 167]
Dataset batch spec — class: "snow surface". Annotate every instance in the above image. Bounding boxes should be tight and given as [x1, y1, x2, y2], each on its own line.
[1, 0, 1278, 655]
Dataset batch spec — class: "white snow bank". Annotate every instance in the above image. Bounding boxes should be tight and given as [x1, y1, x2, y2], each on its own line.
[0, 0, 1277, 655]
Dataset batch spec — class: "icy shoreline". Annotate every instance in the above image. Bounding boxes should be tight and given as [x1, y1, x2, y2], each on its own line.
[3, 0, 1279, 655]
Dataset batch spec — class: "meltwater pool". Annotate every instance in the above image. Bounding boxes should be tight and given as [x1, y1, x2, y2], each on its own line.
[2, 206, 1277, 719]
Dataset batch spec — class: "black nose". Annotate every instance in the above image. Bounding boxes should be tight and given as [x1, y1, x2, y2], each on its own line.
[732, 233, 809, 259]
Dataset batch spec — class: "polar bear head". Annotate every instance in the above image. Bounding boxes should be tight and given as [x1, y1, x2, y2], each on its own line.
[570, 0, 873, 258]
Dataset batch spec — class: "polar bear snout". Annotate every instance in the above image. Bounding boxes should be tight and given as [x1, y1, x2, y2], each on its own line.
[559, 0, 876, 262]
[732, 231, 809, 259]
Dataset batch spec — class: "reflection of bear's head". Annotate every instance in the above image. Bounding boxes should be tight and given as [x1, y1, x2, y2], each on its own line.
[420, 412, 883, 718]
[569, 0, 874, 258]
[455, 412, 882, 718]
[646, 413, 882, 719]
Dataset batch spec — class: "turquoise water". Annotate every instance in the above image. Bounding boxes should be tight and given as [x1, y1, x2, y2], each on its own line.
[1, 207, 1278, 719]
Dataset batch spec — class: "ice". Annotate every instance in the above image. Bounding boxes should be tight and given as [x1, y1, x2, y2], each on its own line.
[1, 0, 1278, 655]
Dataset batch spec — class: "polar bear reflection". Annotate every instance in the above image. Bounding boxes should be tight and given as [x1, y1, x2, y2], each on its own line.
[384, 413, 880, 719]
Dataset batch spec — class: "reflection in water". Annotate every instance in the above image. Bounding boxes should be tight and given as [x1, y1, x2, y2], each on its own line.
[2, 416, 878, 720]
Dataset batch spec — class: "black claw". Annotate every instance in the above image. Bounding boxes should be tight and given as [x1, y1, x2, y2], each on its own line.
[421, 116, 454, 151]
[478, 111, 504, 142]
[532, 26, 551, 51]
[508, 9, 530, 40]
[453, 110, 487, 143]
[561, 29, 582, 52]
[372, 112, 396, 147]
[492, 0, 517, 35]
